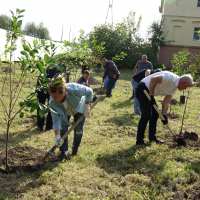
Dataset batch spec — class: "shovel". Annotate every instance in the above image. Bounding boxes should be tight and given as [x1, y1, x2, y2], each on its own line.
[143, 90, 186, 146]
[38, 95, 103, 164]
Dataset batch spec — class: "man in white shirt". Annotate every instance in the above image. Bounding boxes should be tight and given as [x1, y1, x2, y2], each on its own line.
[135, 71, 197, 145]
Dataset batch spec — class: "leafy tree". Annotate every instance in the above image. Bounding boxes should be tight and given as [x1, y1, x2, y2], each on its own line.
[23, 21, 51, 40]
[89, 11, 141, 68]
[0, 15, 12, 30]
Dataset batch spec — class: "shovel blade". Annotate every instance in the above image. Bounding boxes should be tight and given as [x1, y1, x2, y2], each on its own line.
[38, 145, 57, 164]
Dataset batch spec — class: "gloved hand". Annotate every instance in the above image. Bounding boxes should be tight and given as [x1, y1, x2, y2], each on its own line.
[55, 135, 64, 147]
[83, 104, 90, 117]
[150, 95, 156, 106]
[161, 115, 168, 125]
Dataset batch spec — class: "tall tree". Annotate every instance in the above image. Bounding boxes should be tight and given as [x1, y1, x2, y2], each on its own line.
[0, 15, 12, 30]
[89, 11, 142, 68]
[23, 21, 51, 40]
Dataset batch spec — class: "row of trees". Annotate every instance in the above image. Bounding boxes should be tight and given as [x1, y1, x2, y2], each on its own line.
[0, 14, 51, 39]
[88, 11, 172, 68]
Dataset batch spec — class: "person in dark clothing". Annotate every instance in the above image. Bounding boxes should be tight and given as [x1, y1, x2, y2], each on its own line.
[77, 70, 90, 87]
[81, 65, 90, 74]
[36, 67, 59, 131]
[131, 69, 162, 115]
[102, 59, 120, 97]
[62, 63, 70, 83]
[135, 72, 197, 146]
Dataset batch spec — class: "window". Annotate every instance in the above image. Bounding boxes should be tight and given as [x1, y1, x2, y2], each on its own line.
[193, 28, 200, 40]
[198, 0, 200, 7]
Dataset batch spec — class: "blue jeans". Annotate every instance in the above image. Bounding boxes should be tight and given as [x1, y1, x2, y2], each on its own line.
[59, 112, 85, 152]
[106, 74, 119, 96]
[131, 78, 141, 114]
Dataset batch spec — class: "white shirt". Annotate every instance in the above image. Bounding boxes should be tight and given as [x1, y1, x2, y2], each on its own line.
[141, 71, 180, 96]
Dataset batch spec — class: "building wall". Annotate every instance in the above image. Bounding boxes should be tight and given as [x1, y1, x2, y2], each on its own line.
[159, 44, 200, 68]
[159, 0, 200, 67]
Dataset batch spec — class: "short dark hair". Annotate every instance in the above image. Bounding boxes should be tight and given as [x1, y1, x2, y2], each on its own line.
[83, 70, 90, 75]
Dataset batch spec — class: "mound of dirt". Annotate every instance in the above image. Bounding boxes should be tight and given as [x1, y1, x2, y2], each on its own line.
[92, 88, 106, 95]
[93, 68, 103, 73]
[88, 76, 101, 85]
[0, 146, 57, 173]
[174, 187, 200, 199]
[184, 131, 198, 141]
[167, 112, 179, 119]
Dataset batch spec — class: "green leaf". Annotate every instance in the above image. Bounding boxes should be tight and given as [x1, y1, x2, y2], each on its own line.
[10, 10, 14, 16]
[17, 20, 22, 27]
[17, 15, 24, 19]
[43, 107, 50, 115]
[34, 39, 38, 47]
[44, 54, 50, 63]
[36, 62, 45, 73]
[53, 73, 60, 80]
[19, 9, 25, 14]
[21, 51, 28, 58]
[19, 101, 25, 108]
[39, 109, 44, 118]
[41, 40, 45, 46]
[20, 112, 24, 118]
[23, 44, 31, 52]
[45, 47, 50, 54]
[33, 49, 39, 54]
[50, 41, 55, 49]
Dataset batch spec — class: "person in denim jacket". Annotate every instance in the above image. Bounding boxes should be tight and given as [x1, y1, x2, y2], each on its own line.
[48, 76, 93, 161]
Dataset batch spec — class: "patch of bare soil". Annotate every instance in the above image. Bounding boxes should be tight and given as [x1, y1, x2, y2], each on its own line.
[0, 146, 57, 173]
[93, 68, 103, 73]
[174, 187, 200, 199]
[88, 76, 101, 85]
[182, 131, 200, 147]
[167, 112, 179, 119]
[165, 131, 200, 147]
[93, 88, 106, 95]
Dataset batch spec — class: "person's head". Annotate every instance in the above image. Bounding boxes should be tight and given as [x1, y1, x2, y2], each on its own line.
[153, 68, 162, 73]
[48, 76, 67, 102]
[178, 75, 193, 90]
[82, 70, 90, 80]
[102, 59, 108, 67]
[142, 55, 148, 63]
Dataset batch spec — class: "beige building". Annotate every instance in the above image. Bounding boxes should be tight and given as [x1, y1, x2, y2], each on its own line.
[159, 0, 200, 67]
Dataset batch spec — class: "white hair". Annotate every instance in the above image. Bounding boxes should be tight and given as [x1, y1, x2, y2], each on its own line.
[142, 55, 148, 58]
[180, 74, 193, 85]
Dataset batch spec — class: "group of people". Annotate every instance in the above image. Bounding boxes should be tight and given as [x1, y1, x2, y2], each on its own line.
[36, 56, 198, 161]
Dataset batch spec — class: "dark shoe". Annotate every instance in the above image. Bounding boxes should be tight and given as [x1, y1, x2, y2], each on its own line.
[150, 138, 164, 144]
[36, 127, 43, 131]
[136, 141, 146, 147]
[130, 95, 134, 99]
[54, 152, 69, 161]
[72, 146, 78, 156]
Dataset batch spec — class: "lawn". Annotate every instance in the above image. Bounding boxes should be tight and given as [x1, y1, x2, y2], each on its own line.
[0, 67, 200, 199]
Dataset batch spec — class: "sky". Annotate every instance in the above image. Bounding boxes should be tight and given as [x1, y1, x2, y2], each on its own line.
[1, 0, 162, 42]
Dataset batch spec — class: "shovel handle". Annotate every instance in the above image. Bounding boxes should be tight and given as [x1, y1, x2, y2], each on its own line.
[143, 90, 177, 140]
[38, 95, 103, 164]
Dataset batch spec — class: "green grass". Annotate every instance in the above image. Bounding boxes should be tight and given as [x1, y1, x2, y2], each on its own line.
[0, 67, 200, 199]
